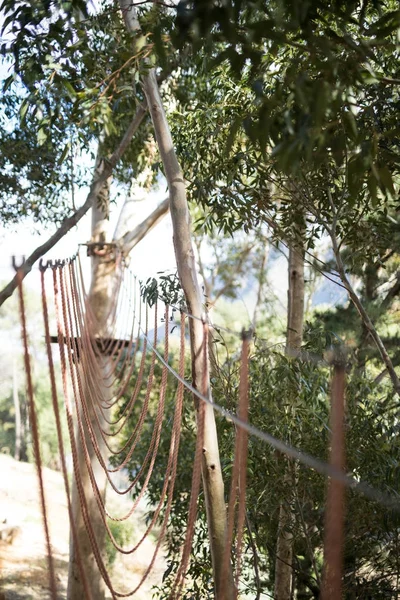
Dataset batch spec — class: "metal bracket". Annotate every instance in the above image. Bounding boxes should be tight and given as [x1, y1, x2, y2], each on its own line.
[81, 242, 118, 258]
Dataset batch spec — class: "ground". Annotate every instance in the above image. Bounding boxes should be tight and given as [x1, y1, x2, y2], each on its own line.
[0, 454, 165, 600]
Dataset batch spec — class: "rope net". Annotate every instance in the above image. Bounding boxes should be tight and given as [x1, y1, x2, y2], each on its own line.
[12, 249, 398, 599]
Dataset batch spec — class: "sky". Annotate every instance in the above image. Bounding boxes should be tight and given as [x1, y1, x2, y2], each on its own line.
[0, 180, 345, 337]
[0, 182, 178, 292]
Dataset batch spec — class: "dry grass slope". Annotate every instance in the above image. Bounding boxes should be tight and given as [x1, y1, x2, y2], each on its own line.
[0, 454, 165, 600]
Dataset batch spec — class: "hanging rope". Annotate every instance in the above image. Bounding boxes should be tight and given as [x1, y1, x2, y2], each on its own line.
[14, 260, 58, 600]
[40, 266, 92, 600]
[36, 257, 187, 596]
[170, 319, 208, 599]
[12, 251, 400, 600]
[52, 265, 118, 599]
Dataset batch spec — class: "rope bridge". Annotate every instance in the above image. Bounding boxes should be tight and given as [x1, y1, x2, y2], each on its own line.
[12, 251, 399, 600]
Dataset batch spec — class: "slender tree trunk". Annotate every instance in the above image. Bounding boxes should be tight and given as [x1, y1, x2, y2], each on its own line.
[67, 158, 171, 597]
[356, 263, 378, 374]
[139, 66, 235, 600]
[274, 240, 305, 600]
[253, 239, 269, 328]
[13, 359, 21, 461]
[286, 243, 305, 352]
[329, 223, 400, 394]
[67, 157, 115, 600]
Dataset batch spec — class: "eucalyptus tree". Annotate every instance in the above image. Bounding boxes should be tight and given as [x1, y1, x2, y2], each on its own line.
[1, 1, 399, 598]
[163, 0, 400, 389]
[0, 3, 170, 598]
[152, 2, 400, 597]
[0, 0, 171, 305]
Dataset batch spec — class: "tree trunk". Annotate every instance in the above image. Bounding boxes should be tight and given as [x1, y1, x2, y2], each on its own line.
[274, 241, 305, 600]
[286, 243, 305, 352]
[67, 156, 115, 600]
[252, 239, 269, 327]
[140, 66, 235, 599]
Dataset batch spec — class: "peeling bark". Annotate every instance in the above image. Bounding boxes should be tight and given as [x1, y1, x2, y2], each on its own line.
[139, 63, 235, 600]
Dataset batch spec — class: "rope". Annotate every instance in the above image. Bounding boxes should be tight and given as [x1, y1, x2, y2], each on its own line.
[221, 330, 251, 599]
[170, 320, 208, 598]
[69, 261, 140, 413]
[53, 266, 125, 598]
[234, 331, 251, 591]
[40, 269, 92, 600]
[52, 260, 187, 595]
[220, 334, 249, 600]
[125, 310, 186, 595]
[68, 261, 126, 402]
[140, 325, 400, 511]
[13, 251, 400, 600]
[15, 265, 58, 600]
[67, 263, 145, 445]
[58, 263, 179, 538]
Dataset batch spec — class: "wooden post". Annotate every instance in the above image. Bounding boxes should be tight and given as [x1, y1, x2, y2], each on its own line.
[321, 354, 346, 600]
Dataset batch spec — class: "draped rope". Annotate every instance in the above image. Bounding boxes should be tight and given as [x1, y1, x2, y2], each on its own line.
[42, 258, 187, 596]
[40, 267, 92, 599]
[52, 265, 119, 599]
[13, 250, 397, 600]
[15, 264, 58, 600]
[170, 320, 208, 599]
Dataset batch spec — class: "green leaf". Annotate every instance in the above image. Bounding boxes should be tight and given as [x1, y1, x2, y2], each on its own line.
[64, 80, 76, 98]
[134, 34, 147, 53]
[342, 110, 358, 143]
[347, 154, 364, 198]
[0, 9, 20, 35]
[37, 128, 47, 146]
[368, 10, 400, 37]
[2, 74, 14, 92]
[367, 172, 378, 207]
[19, 98, 29, 123]
[330, 133, 346, 167]
[379, 166, 395, 197]
[225, 116, 241, 156]
[314, 81, 329, 127]
[58, 142, 71, 165]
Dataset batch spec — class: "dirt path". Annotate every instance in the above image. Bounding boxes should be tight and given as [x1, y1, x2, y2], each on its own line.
[0, 454, 165, 600]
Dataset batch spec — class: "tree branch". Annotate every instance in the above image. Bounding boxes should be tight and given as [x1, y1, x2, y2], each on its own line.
[212, 242, 256, 305]
[381, 271, 400, 309]
[0, 103, 147, 307]
[116, 196, 169, 254]
[330, 228, 400, 394]
[253, 239, 269, 327]
[194, 236, 212, 299]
